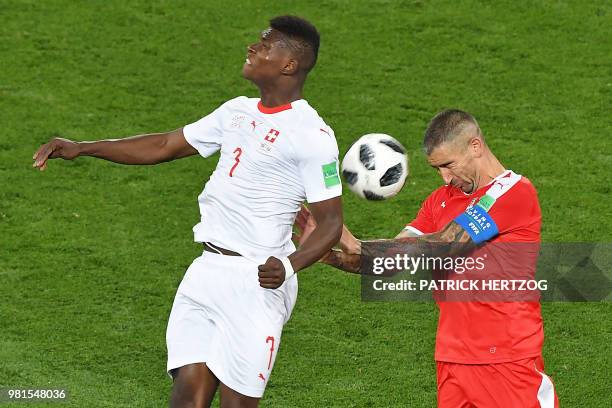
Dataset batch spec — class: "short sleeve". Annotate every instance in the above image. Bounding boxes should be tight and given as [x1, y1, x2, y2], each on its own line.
[487, 179, 541, 241]
[183, 98, 241, 158]
[406, 193, 437, 235]
[454, 175, 541, 244]
[298, 128, 342, 203]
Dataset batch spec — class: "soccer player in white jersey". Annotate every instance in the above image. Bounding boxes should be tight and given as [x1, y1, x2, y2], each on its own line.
[33, 16, 343, 408]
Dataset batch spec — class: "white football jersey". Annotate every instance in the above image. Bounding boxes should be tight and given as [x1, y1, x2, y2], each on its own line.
[183, 97, 342, 262]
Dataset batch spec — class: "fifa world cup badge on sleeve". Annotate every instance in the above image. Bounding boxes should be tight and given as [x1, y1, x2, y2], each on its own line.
[322, 161, 341, 188]
[476, 194, 496, 211]
[454, 199, 499, 244]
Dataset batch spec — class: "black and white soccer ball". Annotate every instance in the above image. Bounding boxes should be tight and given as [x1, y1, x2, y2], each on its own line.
[341, 133, 408, 200]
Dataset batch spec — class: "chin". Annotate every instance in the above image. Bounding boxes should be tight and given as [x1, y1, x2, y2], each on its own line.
[241, 66, 251, 79]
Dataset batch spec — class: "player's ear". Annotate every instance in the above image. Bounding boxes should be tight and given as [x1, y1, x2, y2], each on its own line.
[281, 59, 299, 75]
[469, 136, 484, 158]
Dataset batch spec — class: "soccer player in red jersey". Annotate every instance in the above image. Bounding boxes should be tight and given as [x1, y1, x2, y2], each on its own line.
[295, 110, 560, 407]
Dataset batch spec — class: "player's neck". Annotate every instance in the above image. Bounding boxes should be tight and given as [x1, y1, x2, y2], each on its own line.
[257, 84, 304, 108]
[476, 153, 506, 190]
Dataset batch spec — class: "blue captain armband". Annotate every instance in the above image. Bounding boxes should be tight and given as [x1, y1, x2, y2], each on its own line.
[454, 204, 499, 244]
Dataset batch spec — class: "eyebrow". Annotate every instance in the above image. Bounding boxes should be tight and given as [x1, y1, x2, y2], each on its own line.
[430, 161, 452, 168]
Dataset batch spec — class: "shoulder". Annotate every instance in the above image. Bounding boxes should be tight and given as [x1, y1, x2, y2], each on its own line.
[197, 96, 250, 119]
[221, 95, 250, 110]
[487, 172, 541, 220]
[424, 184, 453, 204]
[292, 100, 334, 134]
[516, 175, 538, 195]
[495, 172, 539, 203]
[291, 100, 338, 156]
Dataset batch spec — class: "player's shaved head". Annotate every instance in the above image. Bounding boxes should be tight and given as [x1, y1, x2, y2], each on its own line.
[423, 109, 483, 155]
[269, 15, 320, 73]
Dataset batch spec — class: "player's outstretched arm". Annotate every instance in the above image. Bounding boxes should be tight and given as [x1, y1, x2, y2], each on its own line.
[318, 220, 477, 276]
[257, 197, 343, 289]
[32, 128, 197, 170]
[357, 221, 476, 274]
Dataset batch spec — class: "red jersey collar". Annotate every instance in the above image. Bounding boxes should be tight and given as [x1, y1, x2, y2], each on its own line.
[257, 100, 293, 114]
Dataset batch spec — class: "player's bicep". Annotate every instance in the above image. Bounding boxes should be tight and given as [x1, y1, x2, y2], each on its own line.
[406, 220, 474, 245]
[299, 134, 342, 204]
[435, 220, 477, 244]
[308, 196, 343, 229]
[163, 128, 198, 160]
[452, 204, 499, 244]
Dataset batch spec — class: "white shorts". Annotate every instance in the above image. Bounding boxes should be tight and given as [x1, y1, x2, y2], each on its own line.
[166, 251, 298, 398]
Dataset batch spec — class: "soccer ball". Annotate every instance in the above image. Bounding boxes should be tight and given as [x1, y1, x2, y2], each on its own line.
[341, 133, 408, 200]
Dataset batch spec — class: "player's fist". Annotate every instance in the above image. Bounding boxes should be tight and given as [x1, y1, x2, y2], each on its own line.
[257, 256, 286, 289]
[32, 137, 80, 171]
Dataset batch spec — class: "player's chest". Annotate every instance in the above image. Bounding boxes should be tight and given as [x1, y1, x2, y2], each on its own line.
[221, 114, 294, 169]
[432, 192, 486, 229]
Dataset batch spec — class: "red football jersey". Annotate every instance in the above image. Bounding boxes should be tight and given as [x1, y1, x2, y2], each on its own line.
[407, 170, 543, 363]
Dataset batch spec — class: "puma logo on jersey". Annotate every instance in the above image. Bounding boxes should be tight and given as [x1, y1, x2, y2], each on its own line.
[258, 373, 266, 382]
[250, 120, 262, 131]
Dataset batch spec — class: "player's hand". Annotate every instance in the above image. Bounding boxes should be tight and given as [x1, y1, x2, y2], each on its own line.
[258, 256, 286, 289]
[293, 205, 317, 246]
[32, 137, 80, 171]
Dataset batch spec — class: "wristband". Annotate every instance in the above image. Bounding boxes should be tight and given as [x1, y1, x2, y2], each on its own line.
[280, 257, 295, 281]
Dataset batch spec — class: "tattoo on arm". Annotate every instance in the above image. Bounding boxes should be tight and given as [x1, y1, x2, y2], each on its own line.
[321, 249, 361, 274]
[360, 221, 475, 275]
[321, 221, 474, 276]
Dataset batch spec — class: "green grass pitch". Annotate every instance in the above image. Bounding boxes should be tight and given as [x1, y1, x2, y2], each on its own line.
[1, 1, 610, 406]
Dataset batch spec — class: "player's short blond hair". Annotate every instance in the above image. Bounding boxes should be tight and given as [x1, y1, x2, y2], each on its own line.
[423, 109, 482, 155]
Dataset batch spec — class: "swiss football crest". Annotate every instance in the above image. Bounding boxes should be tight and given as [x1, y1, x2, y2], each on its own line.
[258, 128, 281, 154]
[264, 128, 280, 143]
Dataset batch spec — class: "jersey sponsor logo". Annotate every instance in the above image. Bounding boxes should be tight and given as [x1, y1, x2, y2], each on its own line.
[454, 205, 499, 244]
[322, 161, 341, 188]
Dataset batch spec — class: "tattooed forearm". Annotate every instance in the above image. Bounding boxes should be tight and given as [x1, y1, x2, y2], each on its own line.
[359, 221, 476, 275]
[320, 221, 475, 276]
[434, 221, 470, 244]
[321, 249, 361, 274]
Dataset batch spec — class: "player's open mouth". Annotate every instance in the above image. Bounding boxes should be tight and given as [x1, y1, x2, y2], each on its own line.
[245, 57, 251, 65]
